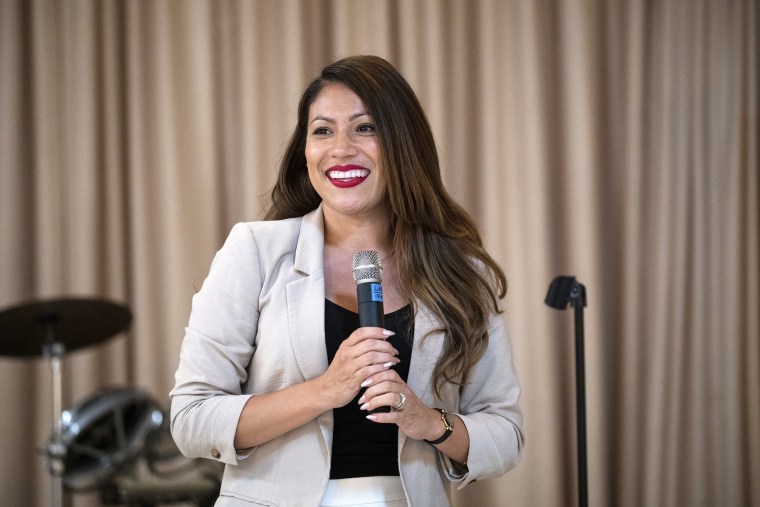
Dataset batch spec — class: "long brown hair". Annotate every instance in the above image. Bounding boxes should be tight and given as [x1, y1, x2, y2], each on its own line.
[265, 55, 507, 396]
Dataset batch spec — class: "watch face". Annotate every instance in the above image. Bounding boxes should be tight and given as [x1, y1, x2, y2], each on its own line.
[442, 410, 454, 430]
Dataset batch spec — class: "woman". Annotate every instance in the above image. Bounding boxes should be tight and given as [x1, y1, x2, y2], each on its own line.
[170, 55, 523, 507]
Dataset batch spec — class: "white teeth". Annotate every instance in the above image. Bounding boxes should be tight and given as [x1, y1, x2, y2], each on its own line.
[328, 169, 369, 179]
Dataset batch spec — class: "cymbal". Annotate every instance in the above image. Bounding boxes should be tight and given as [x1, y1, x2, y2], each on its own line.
[0, 297, 132, 357]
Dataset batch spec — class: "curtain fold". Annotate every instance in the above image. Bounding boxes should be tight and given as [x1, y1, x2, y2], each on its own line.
[0, 1, 757, 506]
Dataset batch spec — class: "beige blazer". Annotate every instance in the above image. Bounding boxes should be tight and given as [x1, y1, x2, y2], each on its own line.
[170, 206, 523, 507]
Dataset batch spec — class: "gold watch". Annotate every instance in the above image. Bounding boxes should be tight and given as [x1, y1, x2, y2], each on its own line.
[424, 408, 454, 445]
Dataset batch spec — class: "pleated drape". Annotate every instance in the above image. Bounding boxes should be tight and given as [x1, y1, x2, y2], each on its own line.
[0, 1, 757, 506]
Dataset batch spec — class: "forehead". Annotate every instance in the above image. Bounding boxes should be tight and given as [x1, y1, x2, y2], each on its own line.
[308, 82, 369, 120]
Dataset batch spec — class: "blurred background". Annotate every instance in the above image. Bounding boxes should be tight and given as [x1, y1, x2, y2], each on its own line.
[1, 0, 758, 506]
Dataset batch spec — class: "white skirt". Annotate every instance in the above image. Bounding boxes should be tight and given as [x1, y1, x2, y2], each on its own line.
[320, 476, 408, 507]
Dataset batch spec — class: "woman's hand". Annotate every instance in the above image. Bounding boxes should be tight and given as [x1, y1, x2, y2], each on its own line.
[233, 328, 397, 450]
[318, 327, 400, 409]
[360, 369, 471, 464]
[357, 369, 440, 441]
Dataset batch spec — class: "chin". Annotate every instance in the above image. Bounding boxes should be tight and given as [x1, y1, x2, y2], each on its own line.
[325, 201, 384, 218]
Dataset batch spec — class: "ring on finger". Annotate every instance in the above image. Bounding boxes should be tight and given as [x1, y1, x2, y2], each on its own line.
[392, 393, 406, 411]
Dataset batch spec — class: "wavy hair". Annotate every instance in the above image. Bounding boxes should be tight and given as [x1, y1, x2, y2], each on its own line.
[265, 55, 507, 396]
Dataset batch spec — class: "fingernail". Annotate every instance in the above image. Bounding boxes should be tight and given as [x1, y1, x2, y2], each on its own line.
[360, 403, 369, 411]
[383, 361, 394, 368]
[382, 330, 395, 336]
[366, 415, 377, 421]
[361, 379, 372, 388]
[358, 395, 365, 404]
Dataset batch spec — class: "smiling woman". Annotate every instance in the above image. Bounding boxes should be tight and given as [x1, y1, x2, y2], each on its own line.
[4, 1, 756, 505]
[169, 55, 523, 506]
[305, 82, 388, 220]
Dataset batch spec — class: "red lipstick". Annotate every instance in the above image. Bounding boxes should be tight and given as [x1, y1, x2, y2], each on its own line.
[326, 164, 370, 188]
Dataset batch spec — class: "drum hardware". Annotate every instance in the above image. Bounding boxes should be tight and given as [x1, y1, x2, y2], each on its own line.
[98, 477, 221, 507]
[54, 386, 165, 491]
[1, 298, 220, 505]
[55, 386, 221, 506]
[0, 297, 132, 507]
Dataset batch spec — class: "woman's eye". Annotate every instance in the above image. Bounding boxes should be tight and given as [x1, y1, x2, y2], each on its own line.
[311, 127, 331, 136]
[357, 123, 376, 133]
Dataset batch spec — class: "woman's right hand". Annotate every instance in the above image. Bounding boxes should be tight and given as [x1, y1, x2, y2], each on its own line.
[319, 327, 400, 408]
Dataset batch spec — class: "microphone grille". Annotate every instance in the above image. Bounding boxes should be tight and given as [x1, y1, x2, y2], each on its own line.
[352, 250, 383, 284]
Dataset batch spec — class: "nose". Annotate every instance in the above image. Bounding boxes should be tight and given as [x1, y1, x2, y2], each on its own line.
[330, 129, 357, 157]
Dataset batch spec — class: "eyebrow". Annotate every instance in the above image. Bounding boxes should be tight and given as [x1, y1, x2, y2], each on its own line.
[309, 112, 371, 125]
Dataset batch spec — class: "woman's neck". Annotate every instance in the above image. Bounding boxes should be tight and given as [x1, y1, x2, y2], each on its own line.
[322, 208, 392, 255]
[321, 207, 405, 312]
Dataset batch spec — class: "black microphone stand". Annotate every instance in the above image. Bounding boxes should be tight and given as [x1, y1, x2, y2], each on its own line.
[545, 276, 588, 507]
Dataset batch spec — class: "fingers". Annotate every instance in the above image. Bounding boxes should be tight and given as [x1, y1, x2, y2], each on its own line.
[357, 369, 404, 411]
[336, 329, 399, 377]
[360, 367, 400, 388]
[328, 329, 399, 395]
[352, 342, 399, 364]
[356, 357, 401, 387]
[359, 390, 404, 412]
[342, 327, 395, 347]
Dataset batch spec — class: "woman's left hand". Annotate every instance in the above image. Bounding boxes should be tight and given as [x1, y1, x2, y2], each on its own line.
[357, 369, 438, 441]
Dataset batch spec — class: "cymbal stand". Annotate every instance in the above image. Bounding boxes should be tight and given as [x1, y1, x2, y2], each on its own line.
[41, 317, 65, 507]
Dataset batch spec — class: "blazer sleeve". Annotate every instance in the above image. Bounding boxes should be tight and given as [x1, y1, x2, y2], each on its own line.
[445, 311, 525, 487]
[169, 223, 261, 466]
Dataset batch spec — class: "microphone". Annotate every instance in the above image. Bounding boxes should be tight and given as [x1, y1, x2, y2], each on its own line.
[353, 250, 390, 414]
[352, 250, 384, 328]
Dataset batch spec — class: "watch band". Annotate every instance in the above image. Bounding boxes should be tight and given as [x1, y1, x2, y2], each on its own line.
[424, 408, 454, 445]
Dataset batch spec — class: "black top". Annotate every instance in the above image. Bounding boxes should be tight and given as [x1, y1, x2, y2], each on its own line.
[324, 299, 414, 479]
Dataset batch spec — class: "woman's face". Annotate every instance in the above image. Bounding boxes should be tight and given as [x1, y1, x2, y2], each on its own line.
[305, 82, 387, 222]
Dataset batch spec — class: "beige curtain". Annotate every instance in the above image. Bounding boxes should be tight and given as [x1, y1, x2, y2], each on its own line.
[1, 0, 757, 505]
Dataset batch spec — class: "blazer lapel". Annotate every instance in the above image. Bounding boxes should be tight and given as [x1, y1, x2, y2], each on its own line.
[406, 302, 444, 403]
[286, 206, 329, 382]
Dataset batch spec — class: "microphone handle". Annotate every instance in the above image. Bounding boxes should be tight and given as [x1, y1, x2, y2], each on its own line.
[357, 281, 384, 328]
[356, 281, 389, 413]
